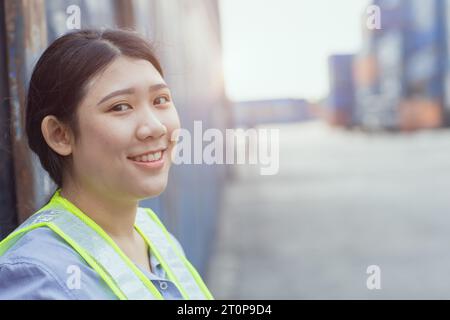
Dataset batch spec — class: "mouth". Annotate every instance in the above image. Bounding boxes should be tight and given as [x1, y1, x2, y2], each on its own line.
[127, 148, 167, 169]
[127, 149, 165, 162]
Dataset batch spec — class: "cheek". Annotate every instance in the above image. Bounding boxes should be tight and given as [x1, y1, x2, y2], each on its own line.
[78, 117, 129, 157]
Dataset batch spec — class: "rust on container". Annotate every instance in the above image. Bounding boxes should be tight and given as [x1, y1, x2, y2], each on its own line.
[354, 55, 378, 87]
[326, 109, 353, 128]
[4, 0, 48, 223]
[114, 0, 135, 29]
[399, 99, 443, 131]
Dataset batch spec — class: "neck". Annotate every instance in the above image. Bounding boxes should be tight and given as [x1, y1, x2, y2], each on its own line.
[59, 182, 138, 239]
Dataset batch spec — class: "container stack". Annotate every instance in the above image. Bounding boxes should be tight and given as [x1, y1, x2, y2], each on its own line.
[401, 0, 446, 130]
[331, 0, 450, 131]
[353, 12, 380, 130]
[233, 99, 312, 128]
[371, 0, 408, 130]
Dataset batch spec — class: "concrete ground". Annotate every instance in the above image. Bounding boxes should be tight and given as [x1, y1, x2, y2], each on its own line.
[205, 121, 450, 299]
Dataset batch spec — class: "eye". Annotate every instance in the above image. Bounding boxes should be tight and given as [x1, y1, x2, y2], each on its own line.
[110, 103, 132, 112]
[153, 96, 170, 106]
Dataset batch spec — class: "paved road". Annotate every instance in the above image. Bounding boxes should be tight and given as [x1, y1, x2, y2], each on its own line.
[206, 121, 450, 299]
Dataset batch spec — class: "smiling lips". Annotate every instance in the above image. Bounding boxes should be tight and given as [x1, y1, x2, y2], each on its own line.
[128, 149, 166, 163]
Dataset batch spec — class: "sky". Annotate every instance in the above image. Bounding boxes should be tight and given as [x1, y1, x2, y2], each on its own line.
[219, 0, 372, 102]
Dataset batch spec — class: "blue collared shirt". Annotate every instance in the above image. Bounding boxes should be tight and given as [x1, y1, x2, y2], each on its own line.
[0, 227, 185, 300]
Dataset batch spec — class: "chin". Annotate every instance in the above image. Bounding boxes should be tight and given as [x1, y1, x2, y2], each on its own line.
[137, 180, 168, 199]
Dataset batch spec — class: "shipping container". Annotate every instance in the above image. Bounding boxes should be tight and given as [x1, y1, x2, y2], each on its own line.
[376, 30, 405, 129]
[353, 53, 380, 128]
[373, 0, 406, 31]
[350, 0, 408, 130]
[404, 0, 445, 96]
[442, 0, 450, 124]
[354, 0, 406, 130]
[327, 54, 356, 127]
[233, 99, 312, 128]
[0, 2, 17, 240]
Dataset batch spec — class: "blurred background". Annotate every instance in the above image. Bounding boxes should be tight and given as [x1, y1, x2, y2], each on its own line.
[2, 0, 450, 299]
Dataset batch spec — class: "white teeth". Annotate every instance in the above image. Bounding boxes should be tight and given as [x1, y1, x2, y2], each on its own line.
[131, 150, 163, 162]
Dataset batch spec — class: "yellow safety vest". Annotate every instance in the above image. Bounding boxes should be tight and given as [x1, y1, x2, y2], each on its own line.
[0, 189, 214, 300]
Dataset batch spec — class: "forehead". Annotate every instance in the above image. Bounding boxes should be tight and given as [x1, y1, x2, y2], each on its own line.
[83, 56, 165, 101]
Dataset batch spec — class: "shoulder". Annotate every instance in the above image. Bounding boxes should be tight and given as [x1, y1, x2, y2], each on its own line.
[1, 227, 78, 265]
[0, 227, 91, 270]
[0, 227, 115, 300]
[0, 258, 77, 299]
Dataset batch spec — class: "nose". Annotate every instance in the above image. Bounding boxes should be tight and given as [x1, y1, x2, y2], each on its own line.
[136, 108, 167, 141]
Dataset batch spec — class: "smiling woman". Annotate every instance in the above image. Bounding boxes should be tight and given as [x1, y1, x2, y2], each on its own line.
[0, 29, 213, 300]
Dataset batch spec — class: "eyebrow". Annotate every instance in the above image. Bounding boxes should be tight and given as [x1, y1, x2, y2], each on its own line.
[97, 83, 169, 106]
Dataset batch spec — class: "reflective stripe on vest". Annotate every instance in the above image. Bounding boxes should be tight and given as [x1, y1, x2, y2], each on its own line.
[0, 196, 213, 300]
[135, 208, 208, 299]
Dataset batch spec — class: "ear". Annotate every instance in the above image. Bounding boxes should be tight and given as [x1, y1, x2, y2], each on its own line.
[41, 115, 73, 156]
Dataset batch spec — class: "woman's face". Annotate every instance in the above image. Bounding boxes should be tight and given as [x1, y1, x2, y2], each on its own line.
[68, 56, 180, 201]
